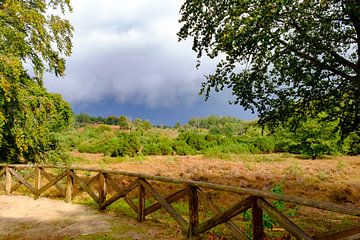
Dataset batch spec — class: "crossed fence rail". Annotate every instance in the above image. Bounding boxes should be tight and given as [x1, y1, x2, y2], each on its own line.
[0, 164, 360, 240]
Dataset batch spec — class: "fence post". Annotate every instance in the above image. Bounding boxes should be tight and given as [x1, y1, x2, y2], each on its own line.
[137, 178, 145, 222]
[188, 185, 199, 238]
[98, 172, 107, 209]
[251, 196, 264, 240]
[5, 167, 12, 195]
[65, 169, 73, 203]
[34, 166, 41, 199]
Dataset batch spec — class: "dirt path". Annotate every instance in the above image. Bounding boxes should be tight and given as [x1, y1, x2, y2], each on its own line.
[0, 195, 182, 240]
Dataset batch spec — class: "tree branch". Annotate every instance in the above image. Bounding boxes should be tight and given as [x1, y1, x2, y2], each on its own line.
[289, 12, 358, 72]
[278, 39, 355, 83]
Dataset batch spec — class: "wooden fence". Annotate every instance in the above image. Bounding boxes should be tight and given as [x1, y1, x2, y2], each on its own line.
[0, 164, 360, 240]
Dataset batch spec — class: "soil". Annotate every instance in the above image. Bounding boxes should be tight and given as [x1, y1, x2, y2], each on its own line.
[0, 195, 183, 240]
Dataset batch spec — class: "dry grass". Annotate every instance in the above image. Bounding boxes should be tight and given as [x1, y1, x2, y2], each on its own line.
[70, 152, 360, 204]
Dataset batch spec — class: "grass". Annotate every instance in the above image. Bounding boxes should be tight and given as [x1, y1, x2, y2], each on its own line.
[3, 152, 360, 239]
[202, 153, 292, 163]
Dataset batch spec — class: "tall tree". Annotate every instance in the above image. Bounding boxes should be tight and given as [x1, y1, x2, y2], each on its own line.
[0, 0, 73, 162]
[178, 0, 360, 136]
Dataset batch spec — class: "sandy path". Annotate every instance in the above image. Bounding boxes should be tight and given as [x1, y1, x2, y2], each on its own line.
[0, 195, 179, 240]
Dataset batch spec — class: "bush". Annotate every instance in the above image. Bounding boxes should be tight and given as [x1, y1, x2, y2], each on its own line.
[273, 117, 342, 159]
[252, 136, 275, 153]
[110, 133, 141, 157]
[177, 132, 207, 151]
[172, 140, 196, 155]
[344, 132, 360, 155]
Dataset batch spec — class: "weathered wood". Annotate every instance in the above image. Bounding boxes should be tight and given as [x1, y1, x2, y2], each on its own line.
[145, 189, 189, 216]
[11, 171, 34, 192]
[65, 170, 73, 203]
[125, 195, 138, 214]
[138, 179, 146, 222]
[139, 179, 188, 231]
[195, 197, 251, 235]
[258, 198, 313, 240]
[40, 168, 65, 196]
[38, 170, 67, 195]
[251, 197, 264, 240]
[315, 224, 360, 240]
[2, 164, 360, 240]
[188, 186, 199, 238]
[8, 168, 35, 194]
[70, 171, 99, 203]
[103, 173, 122, 192]
[34, 167, 41, 199]
[22, 165, 360, 217]
[100, 180, 137, 209]
[98, 172, 107, 208]
[197, 189, 247, 240]
[72, 173, 100, 198]
[5, 167, 12, 195]
[0, 168, 5, 177]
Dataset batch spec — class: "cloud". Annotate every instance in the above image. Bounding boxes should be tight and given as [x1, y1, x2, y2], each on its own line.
[45, 0, 216, 109]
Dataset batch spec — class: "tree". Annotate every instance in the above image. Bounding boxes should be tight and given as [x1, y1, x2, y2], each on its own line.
[274, 114, 342, 159]
[118, 115, 130, 130]
[0, 0, 73, 163]
[178, 0, 360, 137]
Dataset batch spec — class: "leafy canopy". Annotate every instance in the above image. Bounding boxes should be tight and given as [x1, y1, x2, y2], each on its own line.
[0, 0, 73, 163]
[178, 0, 360, 136]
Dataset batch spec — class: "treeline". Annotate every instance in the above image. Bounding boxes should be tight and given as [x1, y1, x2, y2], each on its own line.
[54, 115, 359, 160]
[74, 113, 154, 130]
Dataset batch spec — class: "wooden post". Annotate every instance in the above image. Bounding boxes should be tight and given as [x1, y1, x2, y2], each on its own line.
[5, 167, 12, 195]
[65, 170, 73, 203]
[188, 186, 199, 238]
[251, 197, 264, 240]
[98, 172, 107, 209]
[137, 178, 146, 222]
[34, 166, 41, 199]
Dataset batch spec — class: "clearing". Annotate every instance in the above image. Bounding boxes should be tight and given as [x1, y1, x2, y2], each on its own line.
[1, 153, 360, 239]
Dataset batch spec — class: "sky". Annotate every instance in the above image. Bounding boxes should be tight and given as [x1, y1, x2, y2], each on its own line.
[44, 0, 256, 126]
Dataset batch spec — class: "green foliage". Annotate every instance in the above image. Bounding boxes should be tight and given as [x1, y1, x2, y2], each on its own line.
[178, 0, 360, 138]
[0, 0, 73, 163]
[118, 115, 130, 130]
[111, 133, 141, 157]
[60, 114, 358, 160]
[252, 136, 275, 154]
[274, 116, 343, 159]
[0, 78, 72, 163]
[186, 115, 254, 136]
[344, 132, 360, 155]
[177, 132, 208, 151]
[172, 140, 195, 155]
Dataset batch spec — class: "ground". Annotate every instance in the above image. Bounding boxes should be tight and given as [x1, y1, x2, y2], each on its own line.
[0, 195, 184, 240]
[1, 153, 360, 239]
[73, 153, 360, 204]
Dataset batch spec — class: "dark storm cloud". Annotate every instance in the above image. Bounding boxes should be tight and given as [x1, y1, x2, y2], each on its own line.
[46, 0, 208, 106]
[44, 0, 256, 122]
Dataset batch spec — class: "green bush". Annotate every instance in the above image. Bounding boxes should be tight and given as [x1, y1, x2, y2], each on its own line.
[344, 132, 360, 155]
[110, 133, 141, 157]
[177, 132, 208, 151]
[252, 136, 275, 153]
[172, 140, 196, 155]
[273, 117, 343, 159]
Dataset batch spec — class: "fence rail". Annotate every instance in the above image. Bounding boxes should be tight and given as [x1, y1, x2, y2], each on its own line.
[0, 164, 359, 240]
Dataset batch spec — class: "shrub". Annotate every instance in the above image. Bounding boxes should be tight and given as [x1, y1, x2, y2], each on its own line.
[252, 136, 275, 153]
[110, 133, 141, 157]
[172, 140, 195, 155]
[177, 132, 208, 151]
